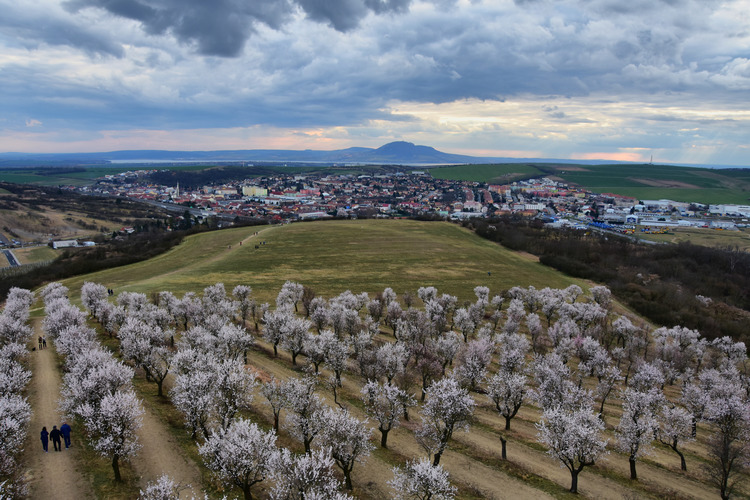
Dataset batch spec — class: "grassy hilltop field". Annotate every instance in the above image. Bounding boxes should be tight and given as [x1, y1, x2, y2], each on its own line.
[10, 218, 748, 500]
[60, 219, 584, 304]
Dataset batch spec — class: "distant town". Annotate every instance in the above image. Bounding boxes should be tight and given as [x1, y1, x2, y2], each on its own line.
[70, 168, 750, 233]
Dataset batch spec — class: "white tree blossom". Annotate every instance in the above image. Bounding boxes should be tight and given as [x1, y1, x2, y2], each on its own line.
[170, 367, 215, 439]
[388, 457, 456, 500]
[271, 447, 352, 500]
[361, 380, 415, 448]
[138, 474, 186, 500]
[486, 370, 527, 459]
[317, 407, 374, 490]
[212, 359, 258, 431]
[416, 377, 475, 466]
[496, 332, 529, 374]
[377, 342, 409, 385]
[703, 375, 750, 500]
[658, 404, 694, 471]
[616, 387, 662, 480]
[261, 377, 288, 432]
[60, 348, 134, 416]
[284, 376, 326, 453]
[263, 309, 290, 357]
[277, 281, 304, 312]
[0, 358, 31, 398]
[81, 281, 109, 319]
[199, 418, 278, 500]
[281, 316, 312, 366]
[453, 337, 493, 391]
[0, 394, 31, 481]
[536, 403, 607, 493]
[78, 389, 144, 481]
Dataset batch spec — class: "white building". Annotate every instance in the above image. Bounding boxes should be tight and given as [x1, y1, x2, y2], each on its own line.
[708, 205, 750, 217]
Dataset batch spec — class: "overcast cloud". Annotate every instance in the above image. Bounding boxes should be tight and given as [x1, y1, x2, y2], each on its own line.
[0, 0, 748, 165]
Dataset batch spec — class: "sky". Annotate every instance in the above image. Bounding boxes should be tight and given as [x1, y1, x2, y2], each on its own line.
[1, 0, 749, 166]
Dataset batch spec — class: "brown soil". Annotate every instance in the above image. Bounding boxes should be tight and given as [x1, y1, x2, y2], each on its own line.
[23, 320, 94, 500]
[132, 401, 204, 498]
[629, 178, 701, 189]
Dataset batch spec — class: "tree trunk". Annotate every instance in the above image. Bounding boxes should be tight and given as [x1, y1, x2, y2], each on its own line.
[291, 352, 298, 366]
[343, 468, 353, 490]
[273, 344, 278, 357]
[433, 451, 443, 466]
[156, 378, 164, 397]
[500, 436, 507, 460]
[112, 454, 121, 482]
[243, 484, 253, 500]
[629, 456, 637, 480]
[273, 412, 280, 432]
[505, 416, 511, 431]
[570, 469, 579, 494]
[381, 428, 390, 448]
[669, 438, 687, 471]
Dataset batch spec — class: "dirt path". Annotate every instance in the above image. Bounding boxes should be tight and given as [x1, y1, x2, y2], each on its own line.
[23, 320, 94, 500]
[131, 400, 204, 498]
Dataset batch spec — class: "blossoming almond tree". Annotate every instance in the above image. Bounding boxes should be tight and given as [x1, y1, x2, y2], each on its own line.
[388, 457, 456, 500]
[536, 403, 607, 493]
[78, 389, 144, 482]
[416, 377, 475, 466]
[317, 407, 374, 490]
[199, 418, 278, 500]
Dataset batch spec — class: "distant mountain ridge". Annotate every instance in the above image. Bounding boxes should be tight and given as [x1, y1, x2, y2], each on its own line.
[0, 141, 624, 166]
[0, 141, 480, 165]
[1, 141, 743, 169]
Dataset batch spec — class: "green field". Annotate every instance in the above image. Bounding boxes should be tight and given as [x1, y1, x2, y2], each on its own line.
[428, 164, 543, 183]
[0, 164, 212, 186]
[427, 162, 750, 205]
[60, 219, 585, 304]
[635, 226, 750, 251]
[552, 164, 750, 204]
[13, 245, 58, 265]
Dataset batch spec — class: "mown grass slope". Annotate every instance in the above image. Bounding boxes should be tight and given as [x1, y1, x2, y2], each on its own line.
[61, 219, 585, 303]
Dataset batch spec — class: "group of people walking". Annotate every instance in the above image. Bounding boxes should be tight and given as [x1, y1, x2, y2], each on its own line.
[40, 422, 71, 452]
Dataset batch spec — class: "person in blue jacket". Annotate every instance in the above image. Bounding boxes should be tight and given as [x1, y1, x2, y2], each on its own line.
[60, 421, 72, 449]
[40, 427, 49, 452]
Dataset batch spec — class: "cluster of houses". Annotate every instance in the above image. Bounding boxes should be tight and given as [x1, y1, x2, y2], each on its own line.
[71, 170, 749, 232]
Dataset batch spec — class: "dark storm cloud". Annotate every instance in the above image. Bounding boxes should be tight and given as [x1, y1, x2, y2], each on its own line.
[63, 0, 295, 56]
[0, 3, 124, 57]
[62, 0, 414, 56]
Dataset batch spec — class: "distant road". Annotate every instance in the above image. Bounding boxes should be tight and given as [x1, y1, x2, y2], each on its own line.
[2, 249, 20, 266]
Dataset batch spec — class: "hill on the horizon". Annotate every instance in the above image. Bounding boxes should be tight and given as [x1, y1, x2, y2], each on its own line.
[0, 141, 646, 167]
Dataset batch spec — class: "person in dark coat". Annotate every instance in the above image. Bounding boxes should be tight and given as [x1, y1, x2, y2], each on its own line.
[50, 425, 62, 452]
[60, 421, 72, 449]
[41, 427, 49, 452]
